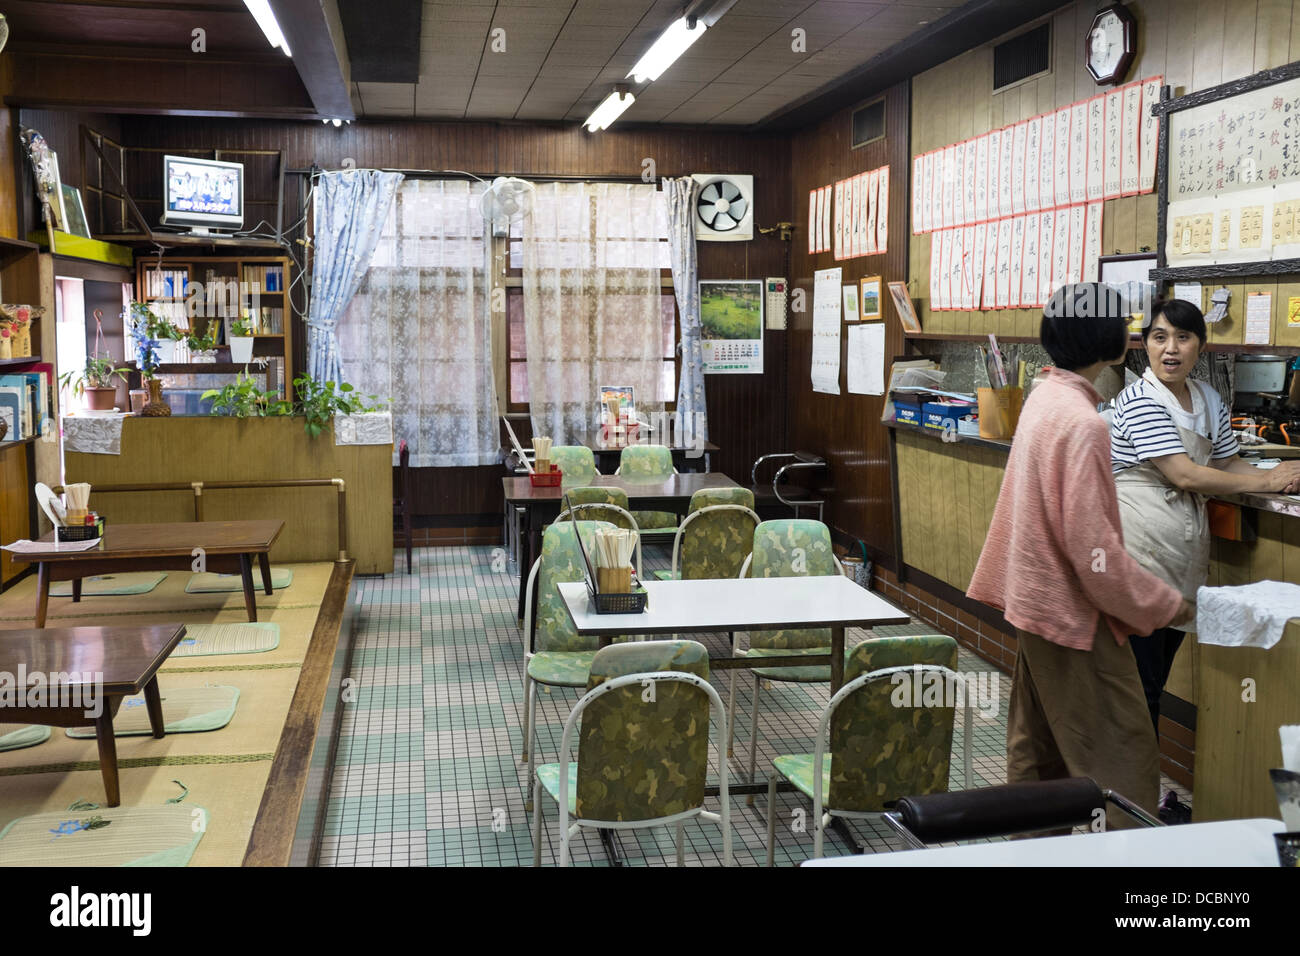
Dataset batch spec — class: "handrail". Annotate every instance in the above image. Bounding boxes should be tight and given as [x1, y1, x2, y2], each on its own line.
[54, 478, 350, 561]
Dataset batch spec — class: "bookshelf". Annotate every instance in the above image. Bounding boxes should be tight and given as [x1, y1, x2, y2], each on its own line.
[136, 254, 294, 400]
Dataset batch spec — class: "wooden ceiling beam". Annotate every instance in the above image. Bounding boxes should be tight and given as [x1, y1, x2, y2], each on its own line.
[270, 0, 355, 120]
[3, 50, 316, 118]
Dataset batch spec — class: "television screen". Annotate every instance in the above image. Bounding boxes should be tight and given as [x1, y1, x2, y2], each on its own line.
[162, 155, 243, 230]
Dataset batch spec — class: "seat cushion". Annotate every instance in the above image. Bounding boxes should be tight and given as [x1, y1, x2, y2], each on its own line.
[630, 509, 679, 532]
[536, 762, 578, 814]
[773, 753, 831, 801]
[528, 650, 598, 687]
[652, 569, 675, 581]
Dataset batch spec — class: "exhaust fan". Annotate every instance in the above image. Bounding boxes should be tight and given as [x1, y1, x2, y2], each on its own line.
[691, 173, 753, 241]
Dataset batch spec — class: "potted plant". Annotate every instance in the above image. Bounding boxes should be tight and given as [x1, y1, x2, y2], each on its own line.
[228, 318, 255, 365]
[128, 303, 181, 416]
[201, 372, 292, 418]
[293, 374, 390, 440]
[185, 321, 220, 363]
[60, 355, 129, 411]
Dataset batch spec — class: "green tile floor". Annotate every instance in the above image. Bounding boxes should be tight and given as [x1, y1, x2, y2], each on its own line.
[318, 544, 1190, 866]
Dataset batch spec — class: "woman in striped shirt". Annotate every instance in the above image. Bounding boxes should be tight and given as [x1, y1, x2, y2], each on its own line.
[1110, 299, 1300, 743]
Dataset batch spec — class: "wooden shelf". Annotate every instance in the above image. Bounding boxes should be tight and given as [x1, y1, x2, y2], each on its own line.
[906, 331, 1300, 353]
[102, 233, 284, 251]
[0, 355, 42, 367]
[0, 436, 39, 451]
[1151, 260, 1300, 281]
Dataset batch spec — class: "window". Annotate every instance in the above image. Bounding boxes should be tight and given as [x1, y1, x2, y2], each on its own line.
[504, 185, 678, 414]
[506, 289, 678, 410]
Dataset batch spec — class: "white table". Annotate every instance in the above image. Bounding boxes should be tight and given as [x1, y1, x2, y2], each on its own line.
[801, 818, 1287, 867]
[557, 575, 910, 693]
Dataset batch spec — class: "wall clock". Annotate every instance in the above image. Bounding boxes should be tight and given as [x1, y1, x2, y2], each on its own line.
[1085, 3, 1136, 85]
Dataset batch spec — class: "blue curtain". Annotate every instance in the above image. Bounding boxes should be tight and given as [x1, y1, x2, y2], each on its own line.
[664, 177, 708, 445]
[307, 169, 404, 384]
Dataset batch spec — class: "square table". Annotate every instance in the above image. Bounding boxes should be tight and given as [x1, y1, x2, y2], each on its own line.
[10, 520, 284, 627]
[504, 473, 740, 621]
[557, 575, 910, 693]
[0, 624, 187, 806]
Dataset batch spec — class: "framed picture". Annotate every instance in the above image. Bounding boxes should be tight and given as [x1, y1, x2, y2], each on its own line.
[887, 280, 922, 333]
[842, 283, 859, 322]
[60, 185, 91, 238]
[1099, 252, 1157, 331]
[859, 275, 883, 320]
[699, 279, 763, 374]
[48, 151, 67, 230]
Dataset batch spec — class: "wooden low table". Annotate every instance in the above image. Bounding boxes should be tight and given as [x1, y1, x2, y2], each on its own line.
[10, 520, 284, 627]
[0, 624, 187, 806]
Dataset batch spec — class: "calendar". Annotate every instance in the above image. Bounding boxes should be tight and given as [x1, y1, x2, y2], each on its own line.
[700, 279, 764, 374]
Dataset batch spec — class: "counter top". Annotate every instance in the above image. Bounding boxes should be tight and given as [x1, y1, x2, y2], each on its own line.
[885, 418, 1300, 519]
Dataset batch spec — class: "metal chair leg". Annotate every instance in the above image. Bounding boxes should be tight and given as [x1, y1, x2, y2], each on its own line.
[746, 675, 762, 805]
[532, 778, 544, 866]
[725, 670, 737, 759]
[675, 822, 685, 866]
[766, 774, 778, 866]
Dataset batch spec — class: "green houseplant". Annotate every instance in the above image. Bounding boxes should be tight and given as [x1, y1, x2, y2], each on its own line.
[60, 355, 129, 411]
[228, 318, 255, 364]
[201, 372, 292, 418]
[293, 375, 388, 439]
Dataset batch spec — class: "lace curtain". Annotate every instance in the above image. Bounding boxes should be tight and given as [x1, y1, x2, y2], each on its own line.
[337, 179, 500, 467]
[521, 181, 664, 444]
[307, 169, 404, 384]
[663, 176, 708, 444]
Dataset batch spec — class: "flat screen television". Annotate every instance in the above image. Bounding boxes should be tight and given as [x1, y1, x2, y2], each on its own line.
[161, 155, 244, 234]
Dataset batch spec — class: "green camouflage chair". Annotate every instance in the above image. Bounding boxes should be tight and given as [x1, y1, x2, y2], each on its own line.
[521, 519, 632, 793]
[615, 445, 680, 533]
[763, 635, 971, 864]
[550, 446, 598, 486]
[655, 487, 760, 581]
[531, 639, 732, 866]
[729, 519, 844, 780]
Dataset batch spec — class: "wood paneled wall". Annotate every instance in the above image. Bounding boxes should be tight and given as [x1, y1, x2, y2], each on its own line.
[910, 0, 1300, 337]
[115, 117, 792, 520]
[786, 81, 910, 564]
[16, 110, 124, 237]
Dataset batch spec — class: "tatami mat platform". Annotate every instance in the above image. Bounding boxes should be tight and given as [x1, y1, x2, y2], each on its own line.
[319, 545, 1194, 867]
[0, 563, 338, 866]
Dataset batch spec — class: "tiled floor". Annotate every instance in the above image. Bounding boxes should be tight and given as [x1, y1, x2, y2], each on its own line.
[318, 545, 1191, 867]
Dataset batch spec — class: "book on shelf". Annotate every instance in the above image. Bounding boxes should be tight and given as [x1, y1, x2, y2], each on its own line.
[143, 267, 190, 299]
[241, 264, 285, 293]
[0, 369, 52, 440]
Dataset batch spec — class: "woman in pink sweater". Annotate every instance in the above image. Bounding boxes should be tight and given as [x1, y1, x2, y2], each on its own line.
[967, 283, 1194, 828]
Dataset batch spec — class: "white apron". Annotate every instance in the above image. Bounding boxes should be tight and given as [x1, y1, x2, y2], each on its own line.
[1114, 370, 1217, 629]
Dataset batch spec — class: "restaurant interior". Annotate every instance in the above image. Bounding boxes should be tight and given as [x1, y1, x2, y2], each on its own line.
[0, 0, 1297, 873]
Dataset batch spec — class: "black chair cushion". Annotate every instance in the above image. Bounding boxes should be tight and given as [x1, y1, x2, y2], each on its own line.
[895, 777, 1105, 844]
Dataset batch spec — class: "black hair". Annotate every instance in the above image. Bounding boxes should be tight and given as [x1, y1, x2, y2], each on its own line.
[1039, 282, 1131, 372]
[1143, 298, 1207, 343]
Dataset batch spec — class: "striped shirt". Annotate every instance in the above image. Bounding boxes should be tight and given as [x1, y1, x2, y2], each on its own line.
[1110, 378, 1238, 473]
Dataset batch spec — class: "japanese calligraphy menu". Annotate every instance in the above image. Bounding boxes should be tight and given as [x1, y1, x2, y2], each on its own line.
[911, 76, 1160, 311]
[811, 164, 890, 262]
[1167, 73, 1300, 266]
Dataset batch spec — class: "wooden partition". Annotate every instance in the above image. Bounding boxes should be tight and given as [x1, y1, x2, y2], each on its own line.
[65, 417, 393, 574]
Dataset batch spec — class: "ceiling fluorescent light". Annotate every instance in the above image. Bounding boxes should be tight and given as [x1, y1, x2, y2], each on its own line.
[244, 0, 292, 56]
[584, 90, 635, 132]
[628, 16, 706, 84]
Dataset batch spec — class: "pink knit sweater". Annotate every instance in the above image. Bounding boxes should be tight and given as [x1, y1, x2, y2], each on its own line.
[967, 367, 1182, 649]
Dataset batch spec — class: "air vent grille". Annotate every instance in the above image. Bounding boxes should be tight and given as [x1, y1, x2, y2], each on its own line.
[851, 99, 885, 148]
[993, 22, 1051, 91]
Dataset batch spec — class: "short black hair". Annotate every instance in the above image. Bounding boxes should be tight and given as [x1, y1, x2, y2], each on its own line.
[1039, 282, 1131, 371]
[1143, 298, 1207, 343]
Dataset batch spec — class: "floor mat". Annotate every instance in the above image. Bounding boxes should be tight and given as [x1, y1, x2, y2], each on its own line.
[0, 802, 205, 866]
[0, 725, 50, 753]
[66, 686, 240, 738]
[186, 568, 294, 593]
[50, 573, 167, 597]
[170, 623, 280, 658]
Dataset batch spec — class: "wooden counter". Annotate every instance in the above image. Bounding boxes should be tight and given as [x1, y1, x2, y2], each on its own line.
[888, 419, 1299, 823]
[64, 417, 393, 574]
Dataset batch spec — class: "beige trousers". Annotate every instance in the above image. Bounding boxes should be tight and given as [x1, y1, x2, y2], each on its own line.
[1007, 622, 1160, 832]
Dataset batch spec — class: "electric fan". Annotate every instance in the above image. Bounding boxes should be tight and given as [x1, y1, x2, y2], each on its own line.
[691, 173, 754, 241]
[480, 176, 534, 236]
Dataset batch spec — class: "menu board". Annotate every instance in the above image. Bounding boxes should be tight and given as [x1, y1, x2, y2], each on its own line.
[910, 76, 1162, 310]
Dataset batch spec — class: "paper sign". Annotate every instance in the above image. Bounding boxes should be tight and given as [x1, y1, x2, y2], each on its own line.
[1010, 215, 1027, 308]
[1054, 107, 1072, 208]
[999, 126, 1014, 218]
[1070, 101, 1089, 205]
[1087, 95, 1105, 202]
[942, 144, 956, 229]
[847, 322, 886, 395]
[1022, 214, 1040, 307]
[1288, 296, 1300, 327]
[812, 267, 843, 394]
[1174, 282, 1203, 307]
[939, 228, 954, 310]
[1011, 121, 1028, 215]
[912, 154, 925, 234]
[961, 142, 975, 227]
[1039, 112, 1055, 212]
[877, 166, 889, 252]
[953, 141, 967, 226]
[930, 151, 943, 235]
[975, 133, 990, 222]
[833, 181, 843, 260]
[1245, 291, 1272, 345]
[930, 232, 942, 307]
[1038, 211, 1056, 306]
[982, 220, 999, 310]
[1051, 208, 1071, 301]
[1121, 82, 1142, 195]
[1083, 201, 1103, 283]
[1026, 117, 1042, 213]
[1139, 76, 1162, 193]
[996, 217, 1013, 308]
[1067, 203, 1087, 286]
[971, 220, 987, 309]
[1104, 89, 1124, 199]
[808, 190, 817, 254]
